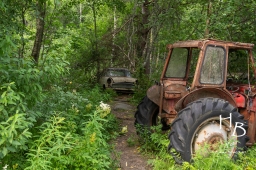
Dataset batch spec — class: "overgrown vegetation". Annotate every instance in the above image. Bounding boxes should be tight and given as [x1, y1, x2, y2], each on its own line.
[1, 0, 256, 169]
[136, 125, 256, 170]
[0, 34, 119, 169]
[0, 70, 119, 169]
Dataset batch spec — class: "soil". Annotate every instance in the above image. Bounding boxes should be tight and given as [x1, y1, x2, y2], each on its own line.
[109, 94, 152, 170]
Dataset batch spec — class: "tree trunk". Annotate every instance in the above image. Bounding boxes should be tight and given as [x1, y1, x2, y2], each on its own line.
[79, 3, 82, 24]
[91, 2, 100, 80]
[136, 0, 151, 74]
[19, 3, 27, 58]
[137, 0, 150, 58]
[31, 0, 46, 63]
[144, 28, 153, 75]
[111, 6, 117, 67]
[204, 0, 212, 38]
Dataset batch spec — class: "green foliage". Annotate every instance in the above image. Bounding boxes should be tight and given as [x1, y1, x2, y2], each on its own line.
[0, 19, 119, 169]
[237, 145, 256, 170]
[0, 83, 25, 118]
[24, 100, 118, 170]
[0, 113, 32, 159]
[1, 0, 256, 169]
[137, 125, 178, 169]
[67, 106, 116, 169]
[131, 60, 162, 104]
[182, 141, 239, 170]
[25, 115, 74, 170]
[0, 42, 69, 109]
[0, 82, 32, 160]
[1, 86, 118, 169]
[137, 125, 256, 170]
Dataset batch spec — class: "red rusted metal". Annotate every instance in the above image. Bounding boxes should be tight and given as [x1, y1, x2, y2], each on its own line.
[233, 93, 246, 108]
[247, 110, 256, 145]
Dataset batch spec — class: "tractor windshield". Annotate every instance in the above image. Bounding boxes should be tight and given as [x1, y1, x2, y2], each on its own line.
[165, 48, 188, 78]
[200, 45, 226, 84]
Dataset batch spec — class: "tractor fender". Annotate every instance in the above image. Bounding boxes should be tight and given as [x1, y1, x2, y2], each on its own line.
[147, 84, 161, 106]
[175, 87, 237, 112]
[147, 83, 189, 114]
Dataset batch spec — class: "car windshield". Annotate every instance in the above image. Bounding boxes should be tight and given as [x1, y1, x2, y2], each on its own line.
[106, 69, 128, 77]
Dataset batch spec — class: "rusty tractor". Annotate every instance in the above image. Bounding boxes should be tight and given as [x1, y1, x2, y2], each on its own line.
[135, 39, 256, 163]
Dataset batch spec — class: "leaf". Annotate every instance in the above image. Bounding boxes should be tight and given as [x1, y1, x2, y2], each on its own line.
[12, 140, 21, 146]
[7, 146, 16, 152]
[0, 105, 4, 111]
[2, 147, 8, 156]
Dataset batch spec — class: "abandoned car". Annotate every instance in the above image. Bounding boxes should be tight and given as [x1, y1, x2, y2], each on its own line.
[99, 68, 137, 92]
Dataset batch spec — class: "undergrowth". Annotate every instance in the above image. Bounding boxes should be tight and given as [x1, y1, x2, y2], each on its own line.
[0, 84, 119, 169]
[137, 125, 256, 170]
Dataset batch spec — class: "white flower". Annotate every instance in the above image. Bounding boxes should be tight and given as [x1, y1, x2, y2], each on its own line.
[99, 101, 110, 111]
[98, 101, 111, 118]
[3, 164, 8, 170]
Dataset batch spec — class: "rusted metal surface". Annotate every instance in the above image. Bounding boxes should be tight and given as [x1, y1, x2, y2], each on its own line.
[247, 110, 256, 145]
[170, 39, 254, 49]
[175, 87, 237, 111]
[147, 84, 161, 106]
[171, 40, 203, 48]
[160, 47, 173, 80]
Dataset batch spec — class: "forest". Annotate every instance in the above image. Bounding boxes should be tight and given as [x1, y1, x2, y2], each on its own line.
[0, 0, 256, 169]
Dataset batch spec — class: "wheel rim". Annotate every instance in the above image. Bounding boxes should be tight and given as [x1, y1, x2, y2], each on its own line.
[191, 117, 237, 157]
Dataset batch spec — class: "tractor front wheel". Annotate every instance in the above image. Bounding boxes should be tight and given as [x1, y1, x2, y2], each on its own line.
[168, 98, 248, 163]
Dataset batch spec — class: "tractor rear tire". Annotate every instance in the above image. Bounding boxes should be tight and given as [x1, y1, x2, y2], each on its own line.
[168, 98, 248, 163]
[134, 96, 169, 132]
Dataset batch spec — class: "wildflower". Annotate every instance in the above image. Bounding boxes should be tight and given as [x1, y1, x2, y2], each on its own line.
[99, 101, 110, 111]
[86, 103, 92, 112]
[99, 101, 111, 118]
[90, 132, 96, 144]
[3, 164, 8, 170]
[12, 164, 18, 169]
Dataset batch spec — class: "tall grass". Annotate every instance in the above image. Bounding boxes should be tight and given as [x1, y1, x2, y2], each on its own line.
[138, 125, 256, 170]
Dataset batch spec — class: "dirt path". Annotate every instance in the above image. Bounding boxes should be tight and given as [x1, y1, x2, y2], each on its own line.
[109, 94, 152, 170]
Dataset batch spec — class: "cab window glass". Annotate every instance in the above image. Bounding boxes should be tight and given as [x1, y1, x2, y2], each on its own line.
[165, 48, 188, 78]
[200, 46, 225, 84]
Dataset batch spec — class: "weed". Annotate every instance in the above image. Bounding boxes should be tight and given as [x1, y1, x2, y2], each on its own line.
[137, 125, 256, 170]
[127, 135, 137, 147]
